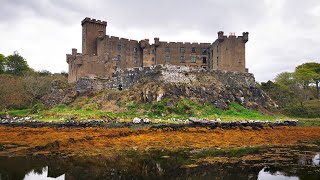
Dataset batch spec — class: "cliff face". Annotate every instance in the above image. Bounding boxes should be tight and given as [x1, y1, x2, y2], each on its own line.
[76, 65, 275, 111]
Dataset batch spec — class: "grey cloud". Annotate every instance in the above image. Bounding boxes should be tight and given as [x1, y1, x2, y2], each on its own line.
[1, 0, 319, 82]
[281, 0, 320, 29]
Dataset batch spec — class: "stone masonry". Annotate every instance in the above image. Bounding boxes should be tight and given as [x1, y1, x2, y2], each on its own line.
[67, 17, 249, 83]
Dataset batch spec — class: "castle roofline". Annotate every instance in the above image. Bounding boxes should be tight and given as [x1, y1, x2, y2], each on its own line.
[81, 17, 107, 26]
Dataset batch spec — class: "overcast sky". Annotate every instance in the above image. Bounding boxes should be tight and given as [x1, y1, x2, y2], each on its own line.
[1, 0, 319, 82]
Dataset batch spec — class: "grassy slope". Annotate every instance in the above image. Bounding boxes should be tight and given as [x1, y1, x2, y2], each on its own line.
[0, 98, 319, 126]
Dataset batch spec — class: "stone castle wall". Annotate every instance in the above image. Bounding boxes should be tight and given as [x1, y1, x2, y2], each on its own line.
[67, 17, 249, 83]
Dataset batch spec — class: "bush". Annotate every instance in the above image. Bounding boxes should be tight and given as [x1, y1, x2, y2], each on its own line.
[284, 100, 320, 118]
[31, 103, 45, 113]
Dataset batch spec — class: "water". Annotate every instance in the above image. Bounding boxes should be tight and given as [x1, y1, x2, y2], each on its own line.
[0, 152, 319, 180]
[258, 168, 299, 180]
[24, 167, 64, 180]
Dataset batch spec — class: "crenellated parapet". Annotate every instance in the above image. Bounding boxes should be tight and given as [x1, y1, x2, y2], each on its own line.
[81, 17, 107, 26]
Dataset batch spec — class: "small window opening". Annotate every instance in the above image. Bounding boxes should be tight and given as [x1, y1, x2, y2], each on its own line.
[202, 49, 207, 54]
[133, 57, 137, 64]
[166, 56, 170, 62]
[192, 56, 197, 63]
[202, 57, 207, 64]
[118, 84, 123, 91]
[180, 56, 185, 63]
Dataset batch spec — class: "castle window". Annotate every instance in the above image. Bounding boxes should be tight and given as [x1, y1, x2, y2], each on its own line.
[202, 57, 207, 64]
[202, 49, 207, 54]
[152, 57, 155, 62]
[152, 49, 155, 54]
[117, 55, 121, 61]
[191, 57, 197, 63]
[133, 57, 137, 64]
[133, 47, 137, 53]
[117, 45, 121, 51]
[180, 47, 185, 53]
[192, 47, 196, 53]
[165, 47, 170, 52]
[180, 56, 185, 63]
[217, 57, 219, 66]
[166, 56, 170, 62]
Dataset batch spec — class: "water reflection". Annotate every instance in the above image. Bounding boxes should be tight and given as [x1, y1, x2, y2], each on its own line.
[258, 167, 299, 180]
[312, 154, 319, 165]
[0, 152, 319, 180]
[24, 166, 65, 180]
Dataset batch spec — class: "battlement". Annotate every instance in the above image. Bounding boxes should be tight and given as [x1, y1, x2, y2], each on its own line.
[159, 41, 210, 47]
[81, 17, 107, 26]
[217, 31, 249, 43]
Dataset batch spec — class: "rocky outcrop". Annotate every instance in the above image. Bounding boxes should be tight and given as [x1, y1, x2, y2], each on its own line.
[75, 65, 275, 111]
[40, 79, 76, 108]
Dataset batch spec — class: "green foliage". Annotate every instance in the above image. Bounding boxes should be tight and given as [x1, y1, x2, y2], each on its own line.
[0, 54, 5, 74]
[0, 109, 30, 116]
[283, 100, 320, 118]
[5, 51, 32, 76]
[295, 62, 320, 86]
[261, 62, 320, 118]
[131, 98, 272, 120]
[31, 103, 45, 113]
[274, 72, 295, 87]
[37, 70, 52, 76]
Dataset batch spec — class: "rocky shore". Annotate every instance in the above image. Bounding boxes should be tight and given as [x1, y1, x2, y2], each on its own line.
[0, 116, 299, 129]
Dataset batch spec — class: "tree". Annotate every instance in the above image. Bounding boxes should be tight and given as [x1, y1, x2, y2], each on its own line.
[0, 75, 28, 110]
[0, 54, 5, 74]
[273, 71, 305, 106]
[294, 62, 320, 99]
[23, 75, 53, 104]
[5, 51, 31, 76]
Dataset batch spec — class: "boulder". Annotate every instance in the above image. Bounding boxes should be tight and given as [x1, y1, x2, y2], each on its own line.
[132, 117, 141, 124]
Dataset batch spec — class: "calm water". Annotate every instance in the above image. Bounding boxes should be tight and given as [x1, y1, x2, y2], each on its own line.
[0, 150, 319, 180]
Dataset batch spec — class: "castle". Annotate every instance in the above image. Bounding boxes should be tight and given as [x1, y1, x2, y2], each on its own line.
[67, 17, 249, 83]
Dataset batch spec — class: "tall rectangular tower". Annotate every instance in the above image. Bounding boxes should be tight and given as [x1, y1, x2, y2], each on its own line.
[81, 17, 107, 56]
[210, 31, 248, 73]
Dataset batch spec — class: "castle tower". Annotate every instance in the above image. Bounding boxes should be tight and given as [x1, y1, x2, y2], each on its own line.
[210, 31, 249, 73]
[81, 17, 107, 56]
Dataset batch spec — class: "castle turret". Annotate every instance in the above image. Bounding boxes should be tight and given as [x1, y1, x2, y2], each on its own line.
[81, 17, 107, 56]
[218, 31, 224, 42]
[154, 37, 160, 47]
[140, 39, 149, 49]
[242, 32, 249, 43]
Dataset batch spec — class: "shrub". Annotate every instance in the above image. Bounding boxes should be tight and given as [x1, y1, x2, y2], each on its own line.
[31, 103, 45, 114]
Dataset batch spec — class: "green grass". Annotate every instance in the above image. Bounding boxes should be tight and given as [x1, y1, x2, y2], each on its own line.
[1, 98, 319, 126]
[0, 109, 31, 116]
[130, 98, 276, 121]
[295, 118, 320, 126]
